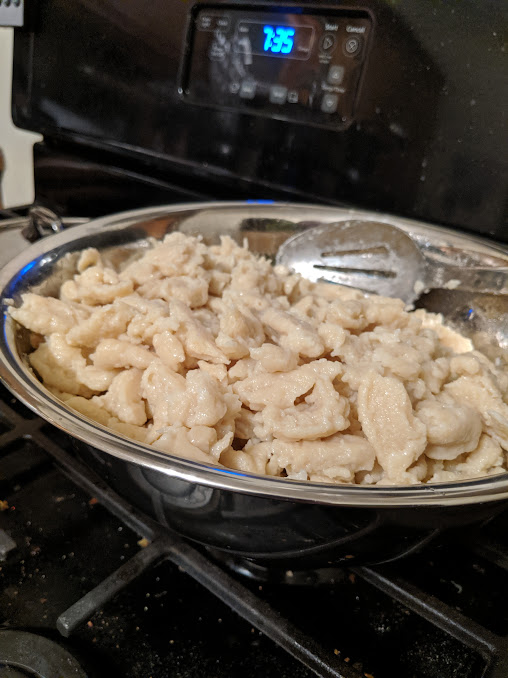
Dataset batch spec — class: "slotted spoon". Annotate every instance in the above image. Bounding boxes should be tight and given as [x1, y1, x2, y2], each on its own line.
[276, 220, 508, 305]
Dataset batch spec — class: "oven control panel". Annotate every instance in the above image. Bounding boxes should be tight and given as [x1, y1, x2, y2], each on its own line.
[182, 7, 372, 129]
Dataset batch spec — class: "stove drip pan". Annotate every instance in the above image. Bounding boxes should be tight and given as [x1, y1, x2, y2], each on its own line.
[0, 631, 87, 678]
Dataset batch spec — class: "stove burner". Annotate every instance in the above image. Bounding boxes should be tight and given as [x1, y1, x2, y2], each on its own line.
[0, 631, 86, 678]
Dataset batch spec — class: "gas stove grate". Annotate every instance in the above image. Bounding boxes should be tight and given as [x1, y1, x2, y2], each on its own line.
[6, 401, 359, 678]
[1, 385, 508, 678]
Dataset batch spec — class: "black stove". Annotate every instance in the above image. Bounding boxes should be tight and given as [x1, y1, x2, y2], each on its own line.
[2, 375, 508, 678]
[3, 0, 508, 674]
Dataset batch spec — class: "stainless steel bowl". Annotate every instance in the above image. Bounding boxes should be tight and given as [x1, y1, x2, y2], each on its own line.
[0, 202, 507, 566]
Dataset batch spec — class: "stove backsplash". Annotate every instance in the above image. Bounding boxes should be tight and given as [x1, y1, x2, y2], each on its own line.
[10, 0, 508, 241]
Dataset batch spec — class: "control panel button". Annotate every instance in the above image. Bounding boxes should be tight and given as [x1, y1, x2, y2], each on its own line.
[208, 42, 226, 60]
[269, 85, 288, 105]
[198, 14, 230, 31]
[321, 93, 339, 113]
[327, 65, 345, 85]
[320, 33, 337, 53]
[287, 90, 299, 104]
[198, 14, 214, 30]
[239, 80, 257, 99]
[343, 35, 362, 57]
[216, 16, 230, 31]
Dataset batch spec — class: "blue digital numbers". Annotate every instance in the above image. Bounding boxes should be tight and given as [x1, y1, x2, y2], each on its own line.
[263, 25, 295, 54]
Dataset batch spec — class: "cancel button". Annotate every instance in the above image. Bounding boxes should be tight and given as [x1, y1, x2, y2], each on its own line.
[343, 35, 362, 57]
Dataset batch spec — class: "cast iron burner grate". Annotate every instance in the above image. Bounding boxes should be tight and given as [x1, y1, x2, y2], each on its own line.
[1, 384, 508, 678]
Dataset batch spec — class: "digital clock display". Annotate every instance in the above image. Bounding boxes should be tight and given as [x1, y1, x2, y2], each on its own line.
[262, 25, 295, 54]
[237, 21, 314, 60]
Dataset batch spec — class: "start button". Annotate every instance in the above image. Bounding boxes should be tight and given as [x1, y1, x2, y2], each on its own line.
[320, 33, 337, 53]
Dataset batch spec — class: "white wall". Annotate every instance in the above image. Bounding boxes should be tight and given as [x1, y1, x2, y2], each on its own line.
[0, 27, 42, 208]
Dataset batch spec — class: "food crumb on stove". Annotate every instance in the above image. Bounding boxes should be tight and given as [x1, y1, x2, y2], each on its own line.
[450, 580, 463, 594]
[348, 573, 356, 584]
[286, 570, 294, 577]
[137, 537, 150, 548]
[344, 657, 350, 663]
[345, 555, 354, 560]
[365, 673, 375, 678]
[39, 597, 47, 603]
[87, 621, 93, 628]
[334, 649, 340, 655]
[88, 497, 98, 505]
[169, 639, 174, 644]
[143, 606, 148, 612]
[54, 496, 65, 503]
[0, 500, 9, 511]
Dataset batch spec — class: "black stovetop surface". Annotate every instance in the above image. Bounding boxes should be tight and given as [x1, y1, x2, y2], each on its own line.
[1, 382, 508, 678]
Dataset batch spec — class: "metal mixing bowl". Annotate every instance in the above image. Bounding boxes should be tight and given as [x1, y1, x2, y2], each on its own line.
[0, 202, 507, 566]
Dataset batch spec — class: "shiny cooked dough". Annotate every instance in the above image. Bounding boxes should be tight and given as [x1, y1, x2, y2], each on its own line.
[10, 232, 508, 485]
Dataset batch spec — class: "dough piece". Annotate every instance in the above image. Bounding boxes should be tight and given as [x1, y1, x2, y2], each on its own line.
[358, 372, 427, 482]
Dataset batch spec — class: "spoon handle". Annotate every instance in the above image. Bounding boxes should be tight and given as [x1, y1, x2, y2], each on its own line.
[426, 262, 508, 295]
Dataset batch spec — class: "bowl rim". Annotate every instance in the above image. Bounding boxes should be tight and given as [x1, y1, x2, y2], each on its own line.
[1, 200, 507, 508]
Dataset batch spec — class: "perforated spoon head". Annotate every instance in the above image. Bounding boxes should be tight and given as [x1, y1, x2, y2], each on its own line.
[276, 220, 427, 304]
